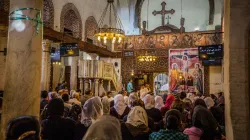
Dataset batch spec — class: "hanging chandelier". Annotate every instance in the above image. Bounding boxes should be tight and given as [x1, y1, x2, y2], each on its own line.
[94, 0, 125, 44]
[138, 51, 157, 62]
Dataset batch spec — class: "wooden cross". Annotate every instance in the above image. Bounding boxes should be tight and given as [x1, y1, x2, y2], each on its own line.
[152, 1, 175, 26]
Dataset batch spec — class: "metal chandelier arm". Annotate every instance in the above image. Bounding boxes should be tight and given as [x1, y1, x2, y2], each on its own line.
[97, 2, 109, 28]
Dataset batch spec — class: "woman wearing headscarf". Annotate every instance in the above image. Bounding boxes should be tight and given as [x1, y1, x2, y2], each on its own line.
[83, 115, 122, 140]
[74, 97, 103, 140]
[41, 98, 76, 140]
[102, 96, 111, 115]
[121, 106, 151, 140]
[161, 93, 175, 116]
[143, 94, 162, 123]
[154, 96, 164, 110]
[68, 104, 82, 121]
[110, 94, 130, 120]
[192, 99, 217, 140]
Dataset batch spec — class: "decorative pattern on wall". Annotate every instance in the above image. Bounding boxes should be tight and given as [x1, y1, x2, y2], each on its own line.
[60, 3, 82, 39]
[43, 0, 54, 29]
[85, 16, 98, 43]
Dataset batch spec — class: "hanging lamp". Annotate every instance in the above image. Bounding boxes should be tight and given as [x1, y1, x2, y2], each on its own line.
[94, 0, 125, 44]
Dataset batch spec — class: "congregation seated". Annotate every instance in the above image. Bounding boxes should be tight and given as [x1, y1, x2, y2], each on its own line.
[121, 106, 151, 140]
[83, 115, 122, 140]
[62, 93, 72, 110]
[74, 96, 103, 140]
[110, 94, 130, 120]
[6, 116, 40, 140]
[41, 98, 76, 140]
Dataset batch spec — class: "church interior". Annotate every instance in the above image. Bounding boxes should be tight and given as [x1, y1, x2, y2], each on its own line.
[0, 0, 250, 139]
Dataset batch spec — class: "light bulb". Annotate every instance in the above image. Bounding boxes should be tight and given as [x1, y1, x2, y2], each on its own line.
[98, 36, 101, 41]
[104, 36, 107, 40]
[104, 39, 107, 44]
[59, 62, 61, 65]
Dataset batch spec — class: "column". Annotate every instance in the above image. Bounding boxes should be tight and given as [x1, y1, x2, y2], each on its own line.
[0, 0, 43, 139]
[79, 78, 83, 93]
[99, 79, 104, 94]
[224, 0, 250, 139]
[94, 79, 99, 96]
[41, 40, 51, 91]
[107, 80, 111, 91]
[70, 57, 78, 90]
[89, 79, 92, 91]
[84, 79, 89, 92]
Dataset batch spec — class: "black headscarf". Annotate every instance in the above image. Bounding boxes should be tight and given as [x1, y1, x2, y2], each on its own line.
[47, 98, 64, 116]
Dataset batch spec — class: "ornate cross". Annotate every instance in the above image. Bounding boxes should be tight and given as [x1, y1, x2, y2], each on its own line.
[152, 1, 175, 26]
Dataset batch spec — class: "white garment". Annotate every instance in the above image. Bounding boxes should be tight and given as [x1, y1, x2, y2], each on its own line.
[204, 97, 215, 109]
[124, 96, 129, 105]
[143, 94, 155, 110]
[140, 88, 149, 100]
[155, 96, 164, 110]
[126, 106, 148, 127]
[114, 94, 127, 115]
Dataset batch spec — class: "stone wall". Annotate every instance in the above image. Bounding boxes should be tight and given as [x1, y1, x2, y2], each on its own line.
[224, 0, 250, 139]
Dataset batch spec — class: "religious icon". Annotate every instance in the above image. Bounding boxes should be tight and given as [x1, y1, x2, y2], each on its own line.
[170, 63, 179, 92]
[136, 36, 144, 49]
[182, 34, 192, 46]
[148, 36, 156, 49]
[170, 35, 179, 47]
[193, 63, 203, 94]
[125, 38, 134, 50]
[194, 34, 205, 46]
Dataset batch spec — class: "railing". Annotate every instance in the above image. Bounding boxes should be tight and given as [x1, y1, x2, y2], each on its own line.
[78, 60, 119, 90]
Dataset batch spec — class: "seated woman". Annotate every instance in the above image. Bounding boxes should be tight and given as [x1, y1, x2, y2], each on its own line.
[83, 115, 122, 140]
[6, 116, 40, 140]
[110, 94, 130, 120]
[74, 97, 103, 140]
[154, 96, 164, 110]
[41, 98, 76, 140]
[143, 94, 162, 123]
[149, 109, 188, 140]
[121, 106, 151, 140]
[161, 94, 175, 116]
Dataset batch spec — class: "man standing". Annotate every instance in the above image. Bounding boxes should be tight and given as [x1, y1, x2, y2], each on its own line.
[127, 79, 134, 94]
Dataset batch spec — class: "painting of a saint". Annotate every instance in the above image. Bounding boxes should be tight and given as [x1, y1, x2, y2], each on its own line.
[170, 63, 179, 92]
[136, 36, 144, 49]
[193, 63, 203, 94]
[170, 35, 179, 47]
[194, 34, 205, 46]
[148, 36, 156, 49]
[125, 38, 134, 50]
[182, 34, 192, 47]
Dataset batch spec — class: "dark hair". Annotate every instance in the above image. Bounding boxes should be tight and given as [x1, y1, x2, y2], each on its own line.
[180, 92, 186, 100]
[194, 99, 207, 108]
[166, 115, 179, 130]
[62, 94, 69, 102]
[76, 89, 81, 93]
[85, 90, 92, 95]
[6, 116, 40, 140]
[47, 98, 64, 116]
[107, 91, 112, 95]
[41, 90, 48, 99]
[118, 90, 125, 95]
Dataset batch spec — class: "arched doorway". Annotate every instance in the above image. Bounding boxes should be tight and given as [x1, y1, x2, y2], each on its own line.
[154, 73, 168, 95]
[60, 3, 82, 39]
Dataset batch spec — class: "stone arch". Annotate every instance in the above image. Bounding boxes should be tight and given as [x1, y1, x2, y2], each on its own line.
[60, 3, 82, 39]
[135, 0, 214, 28]
[85, 16, 98, 41]
[43, 0, 54, 29]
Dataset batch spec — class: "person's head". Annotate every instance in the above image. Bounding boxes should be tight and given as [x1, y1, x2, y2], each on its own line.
[47, 98, 64, 117]
[218, 92, 223, 97]
[102, 96, 110, 115]
[41, 90, 48, 99]
[6, 116, 40, 140]
[100, 92, 106, 98]
[194, 99, 207, 108]
[172, 63, 178, 70]
[195, 63, 200, 69]
[165, 94, 175, 109]
[76, 89, 81, 94]
[204, 97, 215, 109]
[107, 91, 112, 98]
[62, 93, 70, 102]
[129, 79, 133, 82]
[126, 106, 148, 127]
[171, 99, 184, 113]
[72, 92, 80, 100]
[81, 97, 103, 126]
[85, 90, 93, 96]
[165, 109, 181, 130]
[210, 94, 217, 100]
[143, 94, 155, 110]
[128, 92, 140, 108]
[180, 92, 186, 100]
[83, 115, 122, 140]
[48, 92, 58, 101]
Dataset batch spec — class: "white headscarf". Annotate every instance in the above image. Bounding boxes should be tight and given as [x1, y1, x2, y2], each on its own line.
[124, 96, 129, 105]
[204, 97, 215, 109]
[155, 96, 164, 110]
[84, 115, 122, 140]
[126, 106, 148, 127]
[102, 96, 110, 115]
[114, 94, 127, 115]
[143, 94, 155, 110]
[81, 97, 103, 127]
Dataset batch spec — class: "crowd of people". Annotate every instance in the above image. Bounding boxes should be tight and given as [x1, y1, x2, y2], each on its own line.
[4, 85, 226, 140]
